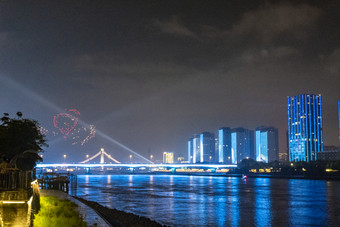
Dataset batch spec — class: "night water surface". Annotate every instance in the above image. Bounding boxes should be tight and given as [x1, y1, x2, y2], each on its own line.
[72, 175, 340, 226]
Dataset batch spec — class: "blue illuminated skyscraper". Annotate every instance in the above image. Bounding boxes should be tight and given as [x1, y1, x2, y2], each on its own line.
[200, 132, 215, 163]
[255, 127, 279, 163]
[218, 127, 231, 164]
[188, 138, 193, 163]
[288, 94, 323, 162]
[231, 128, 254, 164]
[192, 134, 200, 163]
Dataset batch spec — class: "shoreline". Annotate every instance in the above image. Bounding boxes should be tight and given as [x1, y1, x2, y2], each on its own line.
[72, 196, 167, 227]
[73, 172, 340, 181]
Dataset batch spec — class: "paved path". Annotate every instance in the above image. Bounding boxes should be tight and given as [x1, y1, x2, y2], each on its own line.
[40, 189, 111, 227]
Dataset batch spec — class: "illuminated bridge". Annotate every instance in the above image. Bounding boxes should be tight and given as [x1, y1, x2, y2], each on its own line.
[36, 148, 237, 172]
[36, 163, 237, 169]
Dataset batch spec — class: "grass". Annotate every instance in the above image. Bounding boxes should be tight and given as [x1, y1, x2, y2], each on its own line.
[33, 196, 87, 227]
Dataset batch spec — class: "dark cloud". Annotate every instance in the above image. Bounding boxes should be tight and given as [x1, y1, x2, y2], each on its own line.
[153, 15, 197, 38]
[228, 3, 322, 42]
[202, 3, 322, 42]
[323, 48, 340, 75]
[240, 46, 299, 64]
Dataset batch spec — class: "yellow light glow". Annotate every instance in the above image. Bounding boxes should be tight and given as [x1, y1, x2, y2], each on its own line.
[2, 201, 26, 204]
[325, 169, 339, 172]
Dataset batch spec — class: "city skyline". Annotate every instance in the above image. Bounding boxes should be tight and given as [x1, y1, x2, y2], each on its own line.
[1, 1, 339, 163]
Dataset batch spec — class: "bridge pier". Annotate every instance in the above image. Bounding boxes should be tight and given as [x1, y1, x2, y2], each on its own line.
[210, 168, 216, 173]
[85, 167, 91, 174]
[171, 168, 176, 173]
[130, 168, 134, 174]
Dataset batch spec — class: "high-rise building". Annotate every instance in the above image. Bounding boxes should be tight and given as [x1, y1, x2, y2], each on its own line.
[287, 94, 323, 162]
[215, 136, 219, 163]
[338, 101, 340, 146]
[231, 128, 254, 164]
[188, 138, 193, 163]
[200, 132, 215, 163]
[192, 134, 200, 163]
[218, 127, 231, 164]
[163, 152, 174, 164]
[255, 126, 279, 163]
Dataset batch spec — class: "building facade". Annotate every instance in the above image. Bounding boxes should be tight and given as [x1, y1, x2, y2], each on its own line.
[255, 126, 279, 163]
[192, 134, 200, 163]
[163, 152, 174, 164]
[288, 94, 323, 162]
[188, 138, 193, 163]
[231, 128, 254, 164]
[218, 127, 232, 164]
[200, 132, 215, 163]
[318, 146, 340, 161]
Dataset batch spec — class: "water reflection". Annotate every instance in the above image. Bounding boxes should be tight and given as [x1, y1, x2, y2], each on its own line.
[254, 178, 271, 226]
[289, 180, 328, 226]
[107, 175, 111, 185]
[229, 178, 239, 227]
[73, 175, 340, 226]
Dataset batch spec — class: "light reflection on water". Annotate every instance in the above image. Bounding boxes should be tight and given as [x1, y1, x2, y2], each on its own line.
[73, 175, 340, 226]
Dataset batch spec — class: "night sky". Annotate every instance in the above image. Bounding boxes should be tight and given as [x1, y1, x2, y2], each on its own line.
[1, 0, 339, 163]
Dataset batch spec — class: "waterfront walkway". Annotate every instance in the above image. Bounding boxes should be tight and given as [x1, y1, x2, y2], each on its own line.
[40, 190, 110, 227]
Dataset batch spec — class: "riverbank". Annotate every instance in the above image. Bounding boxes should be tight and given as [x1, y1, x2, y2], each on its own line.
[40, 190, 110, 227]
[75, 172, 340, 180]
[73, 196, 167, 227]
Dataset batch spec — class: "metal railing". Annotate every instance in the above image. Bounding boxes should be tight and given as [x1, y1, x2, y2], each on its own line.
[0, 170, 35, 191]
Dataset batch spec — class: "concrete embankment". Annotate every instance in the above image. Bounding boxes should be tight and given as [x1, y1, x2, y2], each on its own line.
[40, 190, 110, 227]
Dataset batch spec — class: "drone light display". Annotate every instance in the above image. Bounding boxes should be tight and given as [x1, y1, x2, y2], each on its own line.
[53, 109, 80, 138]
[52, 109, 96, 145]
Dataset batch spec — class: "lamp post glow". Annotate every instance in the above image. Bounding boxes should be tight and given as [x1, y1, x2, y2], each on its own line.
[150, 155, 153, 161]
[130, 154, 132, 163]
[86, 154, 89, 158]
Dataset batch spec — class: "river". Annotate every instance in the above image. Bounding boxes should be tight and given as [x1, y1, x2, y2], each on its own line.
[71, 174, 340, 226]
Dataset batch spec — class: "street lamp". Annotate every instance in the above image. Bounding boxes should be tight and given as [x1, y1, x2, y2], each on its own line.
[86, 154, 89, 158]
[129, 154, 132, 163]
[150, 155, 153, 160]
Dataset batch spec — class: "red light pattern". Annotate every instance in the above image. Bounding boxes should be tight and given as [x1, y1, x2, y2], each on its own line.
[53, 109, 80, 138]
[52, 109, 96, 145]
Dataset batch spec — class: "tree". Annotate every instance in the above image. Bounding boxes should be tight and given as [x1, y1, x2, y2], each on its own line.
[0, 112, 48, 170]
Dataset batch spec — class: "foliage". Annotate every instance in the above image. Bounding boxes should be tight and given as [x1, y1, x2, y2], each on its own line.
[33, 196, 87, 227]
[238, 158, 340, 176]
[0, 112, 47, 170]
